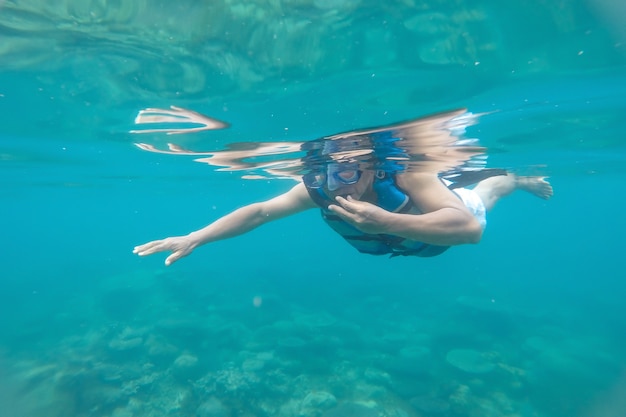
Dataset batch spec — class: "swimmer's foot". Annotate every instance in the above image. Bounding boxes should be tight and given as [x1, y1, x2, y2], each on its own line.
[516, 176, 553, 200]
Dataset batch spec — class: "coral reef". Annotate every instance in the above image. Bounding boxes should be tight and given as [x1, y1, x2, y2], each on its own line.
[1, 266, 620, 417]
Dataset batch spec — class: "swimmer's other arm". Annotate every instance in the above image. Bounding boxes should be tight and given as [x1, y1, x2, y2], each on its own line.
[328, 172, 482, 246]
[133, 183, 315, 266]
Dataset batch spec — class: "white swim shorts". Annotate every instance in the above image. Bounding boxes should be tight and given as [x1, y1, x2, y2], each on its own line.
[453, 187, 487, 229]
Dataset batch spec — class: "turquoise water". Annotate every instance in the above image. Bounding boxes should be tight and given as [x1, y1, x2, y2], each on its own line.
[1, 1, 626, 416]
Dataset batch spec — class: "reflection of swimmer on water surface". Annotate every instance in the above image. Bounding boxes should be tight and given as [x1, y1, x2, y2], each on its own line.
[132, 108, 553, 265]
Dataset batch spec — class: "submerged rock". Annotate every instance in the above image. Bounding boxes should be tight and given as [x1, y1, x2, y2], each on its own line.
[295, 312, 337, 328]
[197, 397, 230, 417]
[410, 395, 450, 414]
[385, 345, 432, 376]
[146, 339, 179, 362]
[108, 326, 147, 351]
[111, 408, 134, 417]
[446, 349, 495, 374]
[174, 353, 198, 368]
[321, 402, 380, 417]
[108, 336, 143, 351]
[300, 391, 337, 415]
[278, 336, 307, 349]
[241, 358, 265, 372]
[171, 353, 202, 380]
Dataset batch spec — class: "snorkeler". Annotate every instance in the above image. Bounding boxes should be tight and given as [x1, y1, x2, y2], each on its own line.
[132, 110, 553, 265]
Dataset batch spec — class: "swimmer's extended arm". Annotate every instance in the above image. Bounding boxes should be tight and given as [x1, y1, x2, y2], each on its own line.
[329, 172, 482, 246]
[133, 183, 316, 266]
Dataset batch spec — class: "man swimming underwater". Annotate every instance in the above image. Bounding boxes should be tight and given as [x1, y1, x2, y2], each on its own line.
[133, 110, 553, 265]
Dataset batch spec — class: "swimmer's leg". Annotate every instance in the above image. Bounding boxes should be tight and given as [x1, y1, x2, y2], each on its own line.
[474, 174, 553, 212]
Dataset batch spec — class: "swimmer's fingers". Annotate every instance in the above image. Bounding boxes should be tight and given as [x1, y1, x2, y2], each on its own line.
[329, 196, 391, 235]
[134, 236, 194, 266]
[133, 239, 166, 256]
[164, 250, 189, 266]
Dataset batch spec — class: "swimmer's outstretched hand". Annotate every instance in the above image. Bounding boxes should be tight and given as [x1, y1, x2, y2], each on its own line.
[133, 236, 195, 266]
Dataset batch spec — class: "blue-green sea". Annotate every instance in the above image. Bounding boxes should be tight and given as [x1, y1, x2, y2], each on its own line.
[1, 1, 625, 416]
